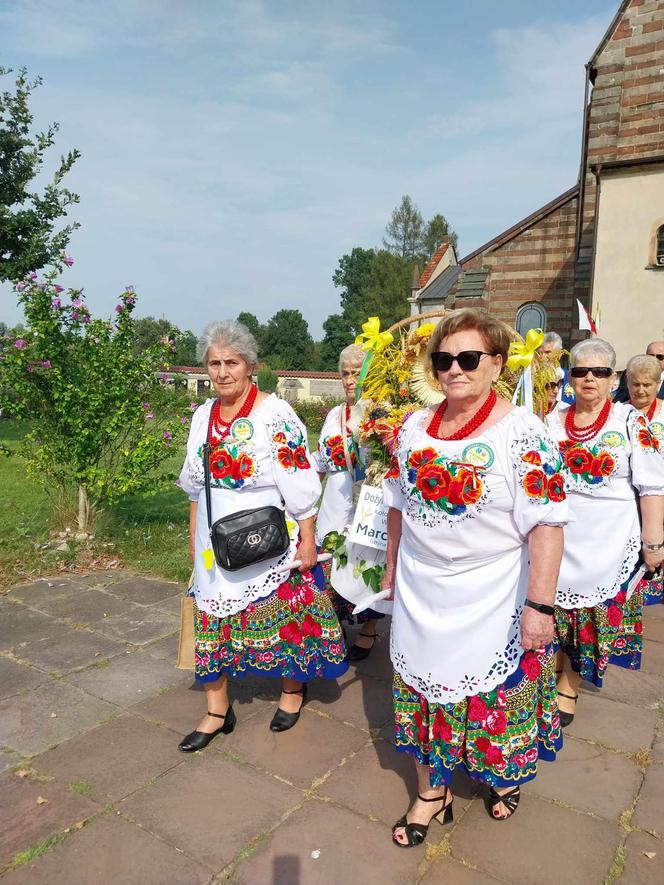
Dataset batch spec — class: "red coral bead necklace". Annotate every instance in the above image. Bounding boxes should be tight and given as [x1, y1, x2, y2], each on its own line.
[564, 398, 611, 443]
[210, 383, 258, 444]
[428, 389, 497, 441]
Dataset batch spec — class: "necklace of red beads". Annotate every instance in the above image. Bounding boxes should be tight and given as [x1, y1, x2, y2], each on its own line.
[564, 398, 611, 443]
[428, 389, 497, 440]
[209, 383, 258, 444]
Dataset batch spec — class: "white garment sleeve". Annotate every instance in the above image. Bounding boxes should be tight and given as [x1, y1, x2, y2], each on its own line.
[267, 402, 322, 520]
[627, 407, 664, 496]
[507, 411, 570, 537]
[177, 401, 212, 502]
[381, 428, 407, 510]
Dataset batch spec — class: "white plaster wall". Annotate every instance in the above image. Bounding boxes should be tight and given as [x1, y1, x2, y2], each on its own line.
[592, 166, 664, 370]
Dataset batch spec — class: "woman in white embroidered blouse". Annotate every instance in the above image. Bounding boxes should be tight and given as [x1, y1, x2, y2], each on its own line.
[382, 309, 568, 848]
[626, 353, 664, 606]
[177, 321, 347, 751]
[313, 343, 385, 661]
[547, 340, 664, 727]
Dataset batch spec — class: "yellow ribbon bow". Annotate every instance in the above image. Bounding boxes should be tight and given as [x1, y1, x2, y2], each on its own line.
[355, 316, 394, 353]
[506, 328, 544, 371]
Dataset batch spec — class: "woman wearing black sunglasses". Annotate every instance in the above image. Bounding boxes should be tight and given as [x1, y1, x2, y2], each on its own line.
[546, 339, 664, 727]
[382, 308, 569, 845]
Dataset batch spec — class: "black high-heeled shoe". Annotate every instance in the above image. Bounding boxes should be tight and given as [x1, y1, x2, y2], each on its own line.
[347, 631, 376, 662]
[487, 786, 520, 821]
[178, 706, 236, 752]
[391, 789, 454, 848]
[558, 690, 578, 728]
[270, 684, 307, 733]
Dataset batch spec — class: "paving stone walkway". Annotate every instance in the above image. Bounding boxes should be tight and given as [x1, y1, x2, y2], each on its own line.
[0, 570, 663, 884]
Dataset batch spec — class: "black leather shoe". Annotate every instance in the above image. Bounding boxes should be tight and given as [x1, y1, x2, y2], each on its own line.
[178, 706, 236, 752]
[270, 685, 307, 733]
[558, 691, 577, 728]
[347, 631, 376, 662]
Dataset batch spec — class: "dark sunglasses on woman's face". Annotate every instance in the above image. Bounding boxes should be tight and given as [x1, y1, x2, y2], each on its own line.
[651, 353, 664, 361]
[431, 351, 496, 372]
[570, 366, 613, 379]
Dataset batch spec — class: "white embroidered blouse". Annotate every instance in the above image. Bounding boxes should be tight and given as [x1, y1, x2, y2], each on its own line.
[312, 404, 362, 544]
[178, 395, 321, 618]
[383, 405, 569, 704]
[546, 402, 664, 609]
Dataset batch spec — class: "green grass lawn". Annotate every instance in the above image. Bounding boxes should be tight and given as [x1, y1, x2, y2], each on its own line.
[0, 421, 321, 589]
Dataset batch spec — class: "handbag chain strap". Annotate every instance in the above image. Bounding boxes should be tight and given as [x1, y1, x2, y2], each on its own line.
[202, 399, 217, 537]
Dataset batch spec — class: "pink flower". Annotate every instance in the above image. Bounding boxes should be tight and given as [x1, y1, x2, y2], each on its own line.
[525, 747, 538, 762]
[520, 651, 542, 681]
[28, 271, 37, 280]
[41, 360, 52, 369]
[114, 305, 123, 313]
[486, 709, 507, 736]
[54, 285, 64, 293]
[80, 315, 90, 324]
[189, 402, 198, 412]
[467, 696, 488, 722]
[63, 255, 74, 266]
[51, 298, 61, 309]
[71, 311, 79, 321]
[71, 297, 82, 307]
[145, 412, 155, 420]
[16, 281, 26, 291]
[142, 402, 151, 409]
[26, 365, 34, 372]
[181, 416, 189, 425]
[514, 753, 527, 767]
[14, 339, 26, 349]
[163, 431, 173, 440]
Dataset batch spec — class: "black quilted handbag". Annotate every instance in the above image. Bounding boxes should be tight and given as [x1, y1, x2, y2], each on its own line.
[203, 443, 290, 572]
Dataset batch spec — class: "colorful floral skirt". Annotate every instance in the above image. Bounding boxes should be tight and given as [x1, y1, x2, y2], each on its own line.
[320, 556, 385, 626]
[393, 647, 561, 789]
[643, 574, 663, 606]
[193, 564, 348, 684]
[554, 585, 642, 687]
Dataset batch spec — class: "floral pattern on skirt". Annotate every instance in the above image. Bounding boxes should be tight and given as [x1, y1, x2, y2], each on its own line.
[393, 646, 562, 789]
[194, 563, 348, 683]
[643, 574, 663, 606]
[554, 583, 642, 687]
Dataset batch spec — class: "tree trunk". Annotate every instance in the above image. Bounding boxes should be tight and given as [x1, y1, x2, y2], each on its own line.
[77, 485, 93, 533]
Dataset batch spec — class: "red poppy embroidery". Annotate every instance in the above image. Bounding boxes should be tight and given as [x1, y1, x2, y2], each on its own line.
[408, 447, 438, 469]
[521, 450, 542, 465]
[415, 462, 452, 501]
[590, 450, 616, 477]
[546, 473, 566, 502]
[293, 446, 311, 469]
[523, 468, 546, 498]
[277, 446, 294, 468]
[273, 431, 287, 444]
[210, 447, 233, 479]
[564, 447, 593, 474]
[637, 426, 660, 451]
[447, 469, 482, 506]
[385, 455, 400, 480]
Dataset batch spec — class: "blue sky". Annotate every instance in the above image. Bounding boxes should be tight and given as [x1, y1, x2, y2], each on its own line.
[1, 0, 617, 338]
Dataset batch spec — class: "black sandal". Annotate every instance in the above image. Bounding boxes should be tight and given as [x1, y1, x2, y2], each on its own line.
[347, 631, 376, 662]
[557, 690, 578, 728]
[270, 684, 307, 733]
[178, 706, 236, 752]
[391, 789, 454, 848]
[487, 786, 520, 821]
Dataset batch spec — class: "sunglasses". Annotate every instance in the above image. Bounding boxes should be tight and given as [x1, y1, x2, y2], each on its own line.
[650, 353, 664, 361]
[431, 351, 496, 372]
[545, 381, 562, 390]
[570, 366, 613, 379]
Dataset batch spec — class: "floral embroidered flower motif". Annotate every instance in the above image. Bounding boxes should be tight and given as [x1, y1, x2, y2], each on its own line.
[273, 420, 311, 472]
[209, 443, 256, 490]
[636, 418, 660, 452]
[407, 448, 485, 517]
[560, 441, 616, 486]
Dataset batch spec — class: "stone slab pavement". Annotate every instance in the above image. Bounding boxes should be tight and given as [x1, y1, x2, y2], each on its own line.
[0, 570, 663, 884]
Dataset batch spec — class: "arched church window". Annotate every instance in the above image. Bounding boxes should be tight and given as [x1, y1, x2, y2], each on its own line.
[515, 302, 546, 338]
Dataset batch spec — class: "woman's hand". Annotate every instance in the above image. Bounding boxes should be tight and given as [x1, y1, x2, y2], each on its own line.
[519, 606, 553, 651]
[297, 536, 317, 572]
[643, 542, 664, 572]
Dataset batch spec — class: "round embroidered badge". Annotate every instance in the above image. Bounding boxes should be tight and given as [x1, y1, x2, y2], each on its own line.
[230, 418, 254, 441]
[461, 442, 494, 468]
[599, 430, 626, 447]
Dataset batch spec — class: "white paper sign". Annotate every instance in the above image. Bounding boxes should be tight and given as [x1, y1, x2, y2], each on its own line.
[348, 484, 389, 551]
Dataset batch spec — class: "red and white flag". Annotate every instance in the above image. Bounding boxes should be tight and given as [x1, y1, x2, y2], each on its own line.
[576, 299, 597, 334]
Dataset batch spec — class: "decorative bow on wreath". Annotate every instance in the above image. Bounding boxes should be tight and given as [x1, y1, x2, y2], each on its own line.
[354, 317, 394, 353]
[354, 317, 394, 402]
[507, 328, 544, 412]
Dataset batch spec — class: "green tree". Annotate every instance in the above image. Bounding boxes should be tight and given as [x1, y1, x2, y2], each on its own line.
[319, 314, 354, 371]
[360, 250, 413, 329]
[257, 365, 279, 393]
[261, 309, 315, 370]
[175, 330, 197, 366]
[332, 247, 375, 334]
[422, 213, 458, 259]
[237, 311, 265, 356]
[383, 195, 424, 260]
[0, 273, 189, 531]
[0, 68, 80, 283]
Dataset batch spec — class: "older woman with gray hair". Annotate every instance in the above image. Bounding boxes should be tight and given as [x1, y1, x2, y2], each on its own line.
[546, 339, 664, 726]
[626, 354, 664, 605]
[177, 320, 347, 749]
[313, 343, 384, 660]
